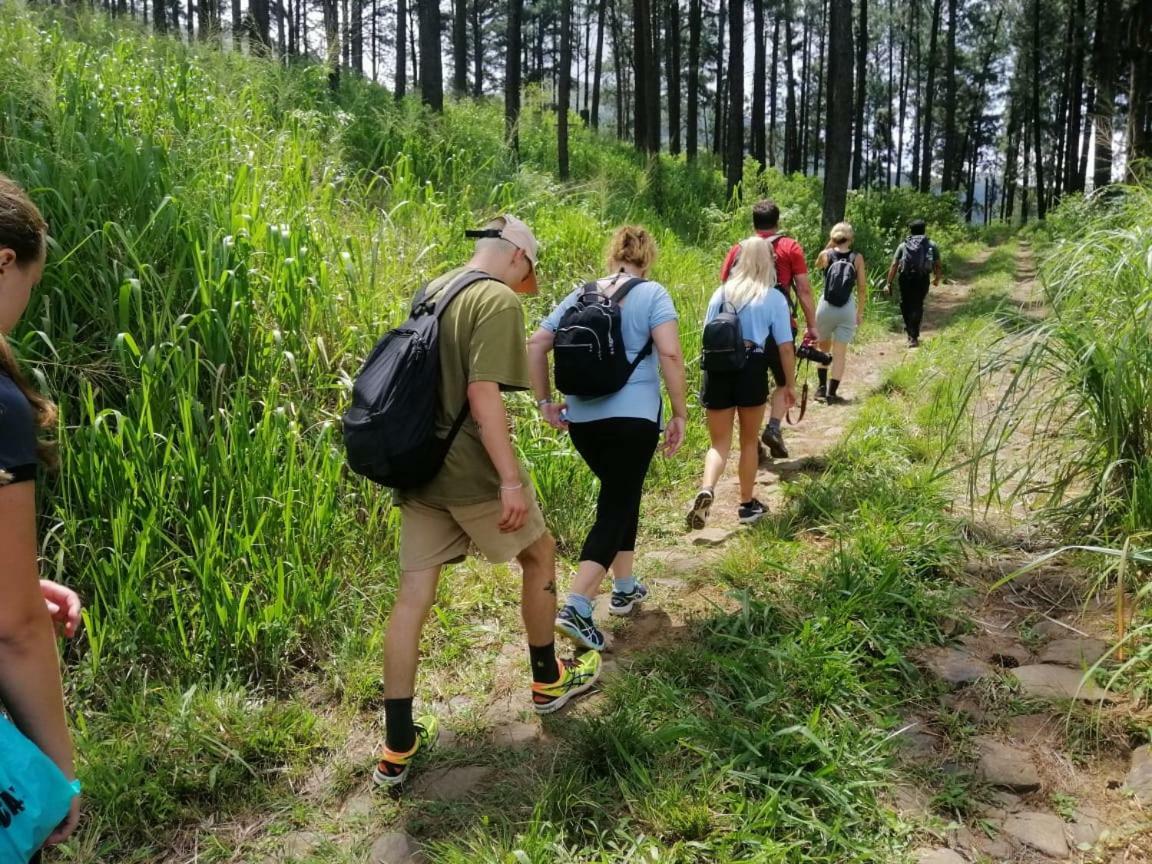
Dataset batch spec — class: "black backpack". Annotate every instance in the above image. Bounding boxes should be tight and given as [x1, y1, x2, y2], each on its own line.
[701, 292, 747, 372]
[901, 235, 934, 275]
[342, 269, 494, 489]
[823, 250, 858, 307]
[553, 277, 652, 397]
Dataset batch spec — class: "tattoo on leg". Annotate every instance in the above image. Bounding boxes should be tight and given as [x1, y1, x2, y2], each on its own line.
[543, 580, 557, 595]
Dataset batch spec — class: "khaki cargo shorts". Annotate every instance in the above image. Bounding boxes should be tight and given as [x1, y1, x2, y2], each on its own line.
[398, 486, 549, 572]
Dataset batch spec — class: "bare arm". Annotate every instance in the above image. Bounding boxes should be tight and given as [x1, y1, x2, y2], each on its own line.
[855, 255, 868, 323]
[0, 482, 77, 792]
[651, 320, 688, 455]
[467, 380, 528, 531]
[652, 320, 687, 420]
[793, 273, 817, 339]
[527, 328, 555, 404]
[885, 260, 899, 287]
[778, 341, 797, 391]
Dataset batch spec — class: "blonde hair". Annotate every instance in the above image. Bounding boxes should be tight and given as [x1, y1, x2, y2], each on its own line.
[722, 235, 778, 308]
[606, 225, 657, 273]
[828, 221, 855, 246]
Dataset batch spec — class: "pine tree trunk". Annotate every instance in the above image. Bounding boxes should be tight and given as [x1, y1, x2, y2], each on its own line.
[1021, 113, 1032, 223]
[324, 0, 340, 89]
[1063, 0, 1086, 191]
[1091, 0, 1117, 188]
[886, 0, 895, 188]
[909, 0, 921, 188]
[453, 0, 467, 94]
[1125, 0, 1152, 177]
[784, 0, 799, 172]
[940, 0, 957, 191]
[1030, 0, 1046, 217]
[611, 0, 627, 139]
[918, 0, 942, 192]
[559, 0, 572, 178]
[472, 0, 483, 95]
[1077, 85, 1094, 189]
[895, 2, 909, 186]
[769, 10, 779, 166]
[647, 0, 661, 150]
[726, 0, 744, 194]
[752, 0, 766, 167]
[506, 0, 523, 148]
[667, 0, 682, 154]
[232, 0, 242, 46]
[798, 7, 810, 170]
[395, 0, 407, 96]
[713, 0, 727, 156]
[1002, 99, 1019, 221]
[851, 0, 867, 188]
[812, 0, 827, 176]
[686, 0, 701, 157]
[633, 0, 652, 150]
[350, 0, 363, 71]
[418, 0, 443, 108]
[822, 0, 853, 229]
[592, 0, 608, 127]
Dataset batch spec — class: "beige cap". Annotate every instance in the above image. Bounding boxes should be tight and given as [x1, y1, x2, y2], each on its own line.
[494, 214, 538, 294]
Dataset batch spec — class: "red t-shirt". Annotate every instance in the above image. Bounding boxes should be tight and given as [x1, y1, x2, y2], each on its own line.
[719, 230, 809, 293]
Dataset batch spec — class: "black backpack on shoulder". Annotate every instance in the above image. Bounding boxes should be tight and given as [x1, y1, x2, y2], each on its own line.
[901, 235, 934, 275]
[701, 292, 747, 372]
[553, 277, 652, 397]
[823, 250, 858, 307]
[342, 269, 495, 489]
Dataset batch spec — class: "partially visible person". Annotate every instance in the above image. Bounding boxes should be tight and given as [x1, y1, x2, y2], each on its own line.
[529, 225, 688, 653]
[813, 222, 868, 405]
[884, 218, 942, 348]
[688, 237, 796, 530]
[719, 200, 816, 459]
[377, 216, 601, 789]
[0, 174, 82, 858]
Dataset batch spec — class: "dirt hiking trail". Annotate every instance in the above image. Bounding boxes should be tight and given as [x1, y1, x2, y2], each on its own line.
[255, 246, 1151, 864]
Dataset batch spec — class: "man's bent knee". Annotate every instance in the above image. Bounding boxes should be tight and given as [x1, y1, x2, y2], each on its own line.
[517, 531, 555, 571]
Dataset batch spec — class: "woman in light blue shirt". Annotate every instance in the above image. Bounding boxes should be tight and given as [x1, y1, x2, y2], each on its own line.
[688, 236, 797, 530]
[528, 226, 688, 653]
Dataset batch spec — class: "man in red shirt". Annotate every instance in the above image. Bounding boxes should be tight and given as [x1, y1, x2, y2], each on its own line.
[719, 200, 817, 459]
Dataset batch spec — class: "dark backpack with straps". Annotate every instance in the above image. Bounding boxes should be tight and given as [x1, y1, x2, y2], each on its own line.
[342, 269, 494, 489]
[701, 292, 747, 372]
[823, 250, 857, 307]
[901, 235, 934, 275]
[553, 277, 652, 397]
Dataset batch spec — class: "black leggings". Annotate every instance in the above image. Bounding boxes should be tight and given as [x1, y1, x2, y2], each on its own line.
[899, 273, 930, 339]
[568, 418, 661, 569]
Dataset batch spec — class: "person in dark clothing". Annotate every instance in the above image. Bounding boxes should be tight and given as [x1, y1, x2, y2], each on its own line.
[885, 218, 942, 347]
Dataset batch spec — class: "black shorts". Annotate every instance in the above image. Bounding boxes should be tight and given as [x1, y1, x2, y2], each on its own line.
[701, 352, 771, 409]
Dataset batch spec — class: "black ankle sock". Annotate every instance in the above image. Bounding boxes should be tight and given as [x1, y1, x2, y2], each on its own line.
[530, 642, 560, 684]
[817, 368, 828, 387]
[384, 697, 416, 753]
[829, 379, 841, 397]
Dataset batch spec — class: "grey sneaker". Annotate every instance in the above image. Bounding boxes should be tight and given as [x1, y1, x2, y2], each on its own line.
[686, 489, 714, 530]
[555, 604, 606, 651]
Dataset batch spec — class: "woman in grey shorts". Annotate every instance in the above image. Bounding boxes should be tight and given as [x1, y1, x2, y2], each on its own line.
[813, 222, 868, 404]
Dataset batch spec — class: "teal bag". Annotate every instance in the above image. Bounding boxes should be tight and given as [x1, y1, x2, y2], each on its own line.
[0, 716, 80, 863]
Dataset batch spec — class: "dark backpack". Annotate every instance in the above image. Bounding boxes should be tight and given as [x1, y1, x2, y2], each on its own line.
[901, 235, 934, 275]
[822, 250, 858, 307]
[701, 292, 747, 372]
[553, 277, 652, 397]
[342, 269, 494, 489]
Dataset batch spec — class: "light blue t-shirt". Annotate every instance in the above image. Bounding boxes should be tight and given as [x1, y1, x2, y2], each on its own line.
[542, 278, 678, 423]
[704, 285, 793, 350]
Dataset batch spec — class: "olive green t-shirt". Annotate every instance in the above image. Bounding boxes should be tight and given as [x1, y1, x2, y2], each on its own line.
[398, 267, 531, 506]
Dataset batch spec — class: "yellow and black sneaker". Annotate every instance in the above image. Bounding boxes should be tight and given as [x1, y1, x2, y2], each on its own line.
[531, 651, 602, 715]
[372, 714, 440, 788]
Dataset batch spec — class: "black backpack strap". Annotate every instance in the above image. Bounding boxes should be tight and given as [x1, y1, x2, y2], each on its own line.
[416, 268, 499, 452]
[414, 269, 498, 317]
[608, 276, 646, 304]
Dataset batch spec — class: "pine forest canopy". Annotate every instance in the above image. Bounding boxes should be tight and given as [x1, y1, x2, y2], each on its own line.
[71, 0, 1151, 224]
